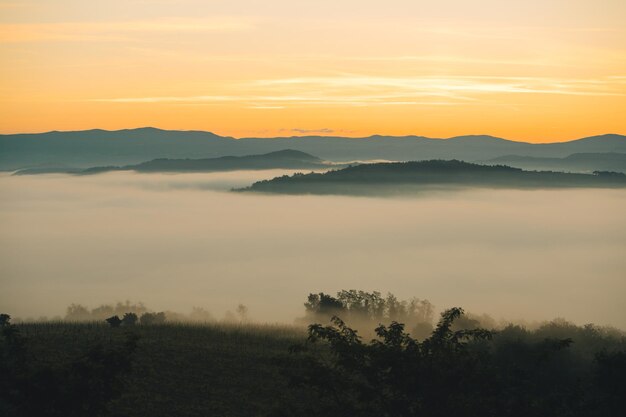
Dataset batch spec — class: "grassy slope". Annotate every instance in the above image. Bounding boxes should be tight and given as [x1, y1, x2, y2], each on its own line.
[15, 319, 626, 416]
[19, 322, 308, 417]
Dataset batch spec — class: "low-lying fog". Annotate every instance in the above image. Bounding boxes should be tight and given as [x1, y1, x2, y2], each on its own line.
[1, 171, 625, 328]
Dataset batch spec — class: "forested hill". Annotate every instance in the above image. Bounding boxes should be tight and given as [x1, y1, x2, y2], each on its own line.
[240, 160, 626, 195]
[13, 150, 333, 175]
[81, 149, 329, 174]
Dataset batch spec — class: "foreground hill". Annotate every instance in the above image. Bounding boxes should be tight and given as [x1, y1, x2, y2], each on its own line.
[240, 160, 626, 195]
[14, 150, 332, 175]
[1, 127, 625, 170]
[3, 317, 625, 417]
[10, 322, 306, 417]
[485, 152, 626, 173]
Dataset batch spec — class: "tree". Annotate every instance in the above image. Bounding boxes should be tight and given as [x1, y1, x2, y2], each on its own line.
[121, 312, 138, 326]
[224, 311, 237, 323]
[114, 301, 148, 317]
[0, 313, 10, 327]
[289, 308, 495, 417]
[139, 312, 166, 325]
[304, 293, 345, 318]
[65, 304, 90, 321]
[595, 350, 626, 416]
[286, 305, 610, 417]
[301, 291, 435, 338]
[337, 290, 386, 321]
[188, 307, 213, 322]
[236, 304, 249, 322]
[90, 304, 115, 320]
[105, 315, 122, 328]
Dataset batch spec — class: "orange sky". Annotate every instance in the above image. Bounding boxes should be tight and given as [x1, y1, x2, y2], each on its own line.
[1, 0, 625, 141]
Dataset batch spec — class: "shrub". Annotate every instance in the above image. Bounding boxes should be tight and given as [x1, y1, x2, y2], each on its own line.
[105, 315, 122, 328]
[121, 313, 138, 326]
[139, 312, 166, 325]
[286, 307, 625, 417]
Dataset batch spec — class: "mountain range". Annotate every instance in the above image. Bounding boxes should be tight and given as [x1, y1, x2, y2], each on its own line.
[1, 127, 625, 171]
[91, 149, 331, 173]
[484, 152, 626, 173]
[13, 150, 333, 175]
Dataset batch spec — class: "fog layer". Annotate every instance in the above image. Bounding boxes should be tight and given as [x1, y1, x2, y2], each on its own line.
[1, 171, 625, 327]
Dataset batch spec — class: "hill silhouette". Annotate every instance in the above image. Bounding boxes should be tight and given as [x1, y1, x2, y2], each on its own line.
[82, 149, 329, 174]
[240, 160, 626, 195]
[14, 150, 334, 175]
[485, 152, 626, 173]
[1, 128, 625, 171]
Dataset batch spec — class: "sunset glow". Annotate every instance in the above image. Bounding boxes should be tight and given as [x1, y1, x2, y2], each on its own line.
[1, 0, 625, 141]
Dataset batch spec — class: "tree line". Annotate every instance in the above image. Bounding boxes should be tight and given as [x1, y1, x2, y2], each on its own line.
[63, 301, 248, 324]
[280, 301, 626, 417]
[2, 290, 625, 416]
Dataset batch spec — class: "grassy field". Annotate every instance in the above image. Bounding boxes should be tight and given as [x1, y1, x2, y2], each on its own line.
[17, 322, 310, 417]
[6, 317, 626, 417]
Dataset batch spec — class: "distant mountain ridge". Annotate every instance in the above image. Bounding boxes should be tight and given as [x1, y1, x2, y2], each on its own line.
[1, 127, 625, 171]
[485, 152, 626, 173]
[14, 150, 333, 175]
[88, 149, 328, 174]
[240, 160, 626, 196]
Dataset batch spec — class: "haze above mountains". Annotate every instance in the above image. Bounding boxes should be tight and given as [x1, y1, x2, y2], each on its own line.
[1, 127, 625, 172]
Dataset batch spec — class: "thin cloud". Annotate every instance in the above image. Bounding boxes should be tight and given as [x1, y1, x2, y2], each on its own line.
[380, 101, 460, 106]
[0, 17, 256, 43]
[289, 128, 335, 134]
[88, 75, 625, 108]
[247, 106, 285, 109]
[327, 54, 571, 68]
[92, 95, 239, 103]
[257, 75, 626, 97]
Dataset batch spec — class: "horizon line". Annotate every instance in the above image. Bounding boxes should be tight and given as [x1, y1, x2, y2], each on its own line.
[1, 126, 625, 145]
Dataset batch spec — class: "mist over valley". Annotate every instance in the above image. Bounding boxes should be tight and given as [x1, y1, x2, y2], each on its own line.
[1, 170, 624, 328]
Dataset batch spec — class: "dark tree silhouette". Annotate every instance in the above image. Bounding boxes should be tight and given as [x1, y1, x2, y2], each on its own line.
[302, 291, 435, 338]
[304, 293, 345, 317]
[595, 350, 626, 415]
[1, 314, 139, 416]
[139, 312, 166, 325]
[105, 316, 122, 328]
[288, 308, 493, 416]
[121, 313, 138, 326]
[65, 304, 90, 321]
[284, 306, 624, 417]
[0, 313, 10, 327]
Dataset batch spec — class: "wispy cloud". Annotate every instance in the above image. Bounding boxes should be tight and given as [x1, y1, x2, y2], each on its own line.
[94, 95, 239, 103]
[89, 74, 625, 109]
[256, 75, 626, 97]
[247, 105, 285, 109]
[0, 17, 256, 43]
[327, 55, 570, 68]
[288, 128, 335, 134]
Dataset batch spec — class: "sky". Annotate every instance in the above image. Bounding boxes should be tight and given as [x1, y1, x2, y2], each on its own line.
[1, 0, 625, 141]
